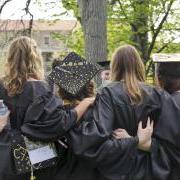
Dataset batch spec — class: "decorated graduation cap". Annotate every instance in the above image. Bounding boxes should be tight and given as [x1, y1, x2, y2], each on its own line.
[48, 52, 101, 95]
[97, 61, 110, 70]
[152, 53, 180, 77]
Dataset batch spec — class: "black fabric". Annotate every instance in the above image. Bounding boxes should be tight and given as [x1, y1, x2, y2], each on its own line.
[21, 93, 77, 141]
[18, 81, 180, 180]
[67, 81, 180, 180]
[99, 83, 180, 180]
[55, 82, 167, 180]
[55, 103, 138, 180]
[0, 81, 77, 180]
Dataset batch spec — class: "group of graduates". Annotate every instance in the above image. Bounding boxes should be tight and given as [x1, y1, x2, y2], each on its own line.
[0, 36, 180, 180]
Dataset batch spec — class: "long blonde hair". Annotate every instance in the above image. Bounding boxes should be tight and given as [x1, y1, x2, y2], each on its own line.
[4, 36, 44, 96]
[111, 45, 145, 104]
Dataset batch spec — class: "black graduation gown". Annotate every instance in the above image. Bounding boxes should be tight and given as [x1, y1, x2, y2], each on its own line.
[128, 91, 180, 180]
[21, 87, 139, 180]
[92, 82, 180, 180]
[0, 81, 77, 180]
[59, 103, 140, 180]
[54, 82, 167, 180]
[21, 81, 179, 180]
[152, 92, 180, 180]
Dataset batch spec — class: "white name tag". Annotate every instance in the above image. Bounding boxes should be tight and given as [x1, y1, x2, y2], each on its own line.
[27, 145, 57, 165]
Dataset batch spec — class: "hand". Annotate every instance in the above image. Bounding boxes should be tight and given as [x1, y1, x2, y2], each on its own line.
[112, 128, 131, 139]
[80, 97, 95, 107]
[137, 118, 153, 151]
[0, 110, 10, 132]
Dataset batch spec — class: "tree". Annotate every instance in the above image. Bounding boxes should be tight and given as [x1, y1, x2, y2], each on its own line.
[61, 0, 179, 63]
[77, 0, 107, 63]
[108, 0, 179, 74]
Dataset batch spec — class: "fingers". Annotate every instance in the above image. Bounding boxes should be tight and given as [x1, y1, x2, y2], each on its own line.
[113, 128, 125, 133]
[150, 120, 154, 128]
[4, 110, 10, 117]
[138, 121, 142, 130]
[147, 117, 151, 128]
[146, 117, 154, 132]
[139, 117, 154, 130]
[150, 120, 154, 133]
[113, 128, 131, 139]
[112, 132, 129, 139]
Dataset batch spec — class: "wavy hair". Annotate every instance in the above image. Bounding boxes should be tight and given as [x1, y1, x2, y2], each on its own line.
[4, 36, 44, 96]
[111, 45, 145, 104]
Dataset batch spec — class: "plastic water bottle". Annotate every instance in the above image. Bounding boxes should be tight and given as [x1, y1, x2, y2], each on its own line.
[0, 99, 9, 131]
[0, 100, 8, 115]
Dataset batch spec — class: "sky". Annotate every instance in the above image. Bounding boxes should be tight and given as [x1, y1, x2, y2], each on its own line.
[0, 0, 179, 43]
[0, 0, 75, 20]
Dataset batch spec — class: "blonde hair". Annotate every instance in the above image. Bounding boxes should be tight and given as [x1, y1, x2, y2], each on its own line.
[4, 36, 44, 96]
[111, 45, 145, 104]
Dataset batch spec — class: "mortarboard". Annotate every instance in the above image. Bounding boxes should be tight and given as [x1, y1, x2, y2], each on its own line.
[48, 52, 101, 95]
[97, 61, 110, 70]
[152, 53, 180, 62]
[152, 53, 180, 77]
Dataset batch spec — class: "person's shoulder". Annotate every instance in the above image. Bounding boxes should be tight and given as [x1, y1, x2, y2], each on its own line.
[97, 81, 128, 104]
[25, 80, 51, 98]
[140, 82, 169, 96]
[99, 81, 122, 92]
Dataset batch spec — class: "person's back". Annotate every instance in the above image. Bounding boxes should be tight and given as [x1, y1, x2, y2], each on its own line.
[154, 61, 180, 180]
[49, 55, 100, 180]
[97, 81, 162, 133]
[0, 37, 95, 180]
[0, 81, 49, 129]
[90, 45, 172, 180]
[0, 80, 58, 180]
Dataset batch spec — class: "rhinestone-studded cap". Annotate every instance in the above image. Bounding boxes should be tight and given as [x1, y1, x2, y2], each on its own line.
[48, 52, 101, 95]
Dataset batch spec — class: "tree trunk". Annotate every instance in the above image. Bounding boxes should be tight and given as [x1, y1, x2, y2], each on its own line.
[131, 0, 149, 63]
[78, 0, 107, 63]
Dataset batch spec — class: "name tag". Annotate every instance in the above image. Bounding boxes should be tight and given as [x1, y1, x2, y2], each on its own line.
[27, 145, 57, 165]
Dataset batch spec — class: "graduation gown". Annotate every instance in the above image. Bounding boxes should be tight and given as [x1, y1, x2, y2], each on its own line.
[22, 98, 138, 180]
[0, 81, 77, 180]
[92, 82, 180, 180]
[55, 103, 139, 180]
[56, 81, 168, 180]
[21, 81, 180, 180]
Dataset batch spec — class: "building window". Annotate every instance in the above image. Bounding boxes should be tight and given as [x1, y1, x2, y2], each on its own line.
[44, 37, 49, 45]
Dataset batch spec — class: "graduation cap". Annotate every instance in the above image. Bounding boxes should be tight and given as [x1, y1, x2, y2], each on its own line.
[97, 61, 110, 70]
[48, 52, 101, 95]
[152, 53, 180, 77]
[152, 53, 180, 62]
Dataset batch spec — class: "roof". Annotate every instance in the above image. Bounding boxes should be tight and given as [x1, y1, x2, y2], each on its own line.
[0, 19, 77, 32]
[152, 53, 180, 62]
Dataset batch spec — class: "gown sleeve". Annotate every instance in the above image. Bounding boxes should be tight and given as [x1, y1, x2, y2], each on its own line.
[131, 138, 172, 180]
[21, 93, 77, 141]
[68, 88, 138, 177]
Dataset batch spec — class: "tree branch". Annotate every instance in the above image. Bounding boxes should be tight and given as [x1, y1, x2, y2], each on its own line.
[156, 34, 180, 53]
[148, 0, 175, 57]
[22, 0, 33, 36]
[117, 0, 137, 31]
[0, 0, 13, 14]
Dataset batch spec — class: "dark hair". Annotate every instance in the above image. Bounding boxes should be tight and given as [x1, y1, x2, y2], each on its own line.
[52, 58, 61, 69]
[157, 62, 180, 94]
[58, 80, 95, 104]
